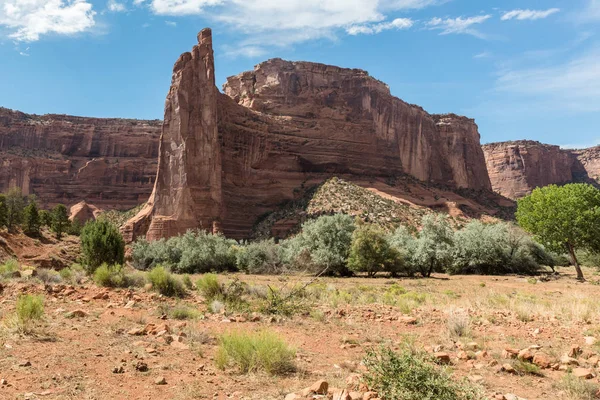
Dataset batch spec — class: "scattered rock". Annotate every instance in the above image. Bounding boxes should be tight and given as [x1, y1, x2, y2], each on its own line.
[584, 336, 597, 346]
[112, 366, 125, 374]
[398, 316, 417, 325]
[573, 368, 595, 379]
[532, 353, 552, 369]
[502, 348, 519, 359]
[435, 352, 451, 364]
[17, 360, 31, 367]
[309, 380, 328, 395]
[155, 376, 167, 385]
[517, 349, 534, 362]
[127, 327, 145, 336]
[134, 361, 148, 372]
[332, 389, 352, 400]
[501, 363, 516, 374]
[66, 309, 89, 318]
[568, 345, 582, 358]
[560, 355, 580, 366]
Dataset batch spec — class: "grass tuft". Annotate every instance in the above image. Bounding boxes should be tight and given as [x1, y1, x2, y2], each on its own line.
[148, 266, 186, 297]
[215, 330, 296, 375]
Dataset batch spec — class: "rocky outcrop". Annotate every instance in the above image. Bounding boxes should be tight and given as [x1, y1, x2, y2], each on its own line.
[123, 28, 499, 241]
[69, 201, 101, 224]
[483, 141, 600, 199]
[0, 107, 160, 210]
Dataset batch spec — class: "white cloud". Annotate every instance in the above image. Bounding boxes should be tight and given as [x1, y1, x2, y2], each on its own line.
[427, 15, 491, 38]
[0, 0, 96, 41]
[501, 8, 560, 21]
[107, 0, 126, 12]
[575, 0, 600, 23]
[147, 0, 443, 55]
[164, 20, 176, 26]
[495, 47, 600, 113]
[347, 18, 413, 35]
[474, 51, 491, 59]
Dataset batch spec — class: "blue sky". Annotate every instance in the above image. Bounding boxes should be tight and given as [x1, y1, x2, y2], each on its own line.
[0, 0, 599, 148]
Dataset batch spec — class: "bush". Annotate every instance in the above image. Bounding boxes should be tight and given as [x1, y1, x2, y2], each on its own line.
[80, 220, 125, 273]
[348, 223, 404, 277]
[0, 194, 7, 229]
[281, 214, 355, 275]
[0, 258, 19, 278]
[147, 266, 186, 297]
[131, 231, 236, 273]
[36, 268, 62, 284]
[363, 346, 483, 400]
[93, 264, 131, 288]
[16, 294, 44, 326]
[39, 209, 52, 228]
[170, 305, 201, 320]
[215, 330, 296, 375]
[196, 273, 223, 301]
[450, 221, 548, 275]
[235, 239, 283, 274]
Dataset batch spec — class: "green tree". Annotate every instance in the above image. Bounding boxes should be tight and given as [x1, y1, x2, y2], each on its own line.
[516, 183, 600, 281]
[5, 187, 25, 232]
[410, 214, 454, 277]
[80, 220, 125, 273]
[39, 210, 52, 228]
[347, 223, 403, 278]
[0, 194, 7, 229]
[51, 204, 70, 240]
[23, 199, 41, 236]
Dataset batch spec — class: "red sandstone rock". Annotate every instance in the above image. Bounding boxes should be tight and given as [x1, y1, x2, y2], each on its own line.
[123, 28, 498, 241]
[483, 141, 600, 199]
[69, 201, 101, 224]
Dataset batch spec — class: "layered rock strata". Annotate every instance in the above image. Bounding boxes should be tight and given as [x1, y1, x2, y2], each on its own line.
[123, 28, 498, 241]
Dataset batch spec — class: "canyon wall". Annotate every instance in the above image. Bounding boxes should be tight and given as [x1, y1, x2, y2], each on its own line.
[0, 108, 160, 210]
[482, 141, 600, 199]
[124, 29, 498, 241]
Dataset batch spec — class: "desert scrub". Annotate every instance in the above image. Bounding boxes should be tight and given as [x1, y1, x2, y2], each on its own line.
[196, 273, 223, 301]
[556, 373, 600, 400]
[148, 266, 186, 297]
[16, 294, 44, 329]
[171, 305, 201, 320]
[447, 310, 471, 338]
[215, 330, 296, 375]
[0, 258, 18, 278]
[363, 346, 483, 400]
[93, 264, 132, 288]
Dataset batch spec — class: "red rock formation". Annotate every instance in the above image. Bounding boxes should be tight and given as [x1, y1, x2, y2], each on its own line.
[482, 141, 600, 199]
[69, 201, 102, 224]
[0, 107, 160, 210]
[123, 29, 498, 241]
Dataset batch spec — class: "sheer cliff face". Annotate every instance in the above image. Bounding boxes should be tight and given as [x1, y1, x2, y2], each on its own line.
[0, 108, 160, 210]
[124, 30, 495, 241]
[223, 59, 491, 191]
[482, 141, 600, 199]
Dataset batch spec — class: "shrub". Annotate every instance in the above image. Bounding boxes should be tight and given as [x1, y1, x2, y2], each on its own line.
[170, 305, 201, 320]
[16, 294, 44, 326]
[36, 268, 62, 284]
[450, 221, 548, 275]
[51, 204, 70, 240]
[67, 219, 83, 236]
[182, 274, 193, 289]
[131, 231, 236, 273]
[196, 273, 223, 301]
[348, 223, 404, 277]
[39, 209, 52, 228]
[93, 264, 132, 288]
[235, 239, 283, 274]
[80, 220, 125, 273]
[556, 373, 599, 400]
[363, 346, 483, 400]
[22, 199, 41, 236]
[281, 214, 355, 275]
[147, 266, 186, 297]
[215, 330, 296, 375]
[0, 258, 19, 278]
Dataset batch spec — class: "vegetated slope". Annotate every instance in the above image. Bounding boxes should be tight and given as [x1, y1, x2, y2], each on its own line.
[0, 229, 79, 268]
[251, 176, 511, 240]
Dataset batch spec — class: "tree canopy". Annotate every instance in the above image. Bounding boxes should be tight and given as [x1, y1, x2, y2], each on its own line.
[516, 183, 600, 281]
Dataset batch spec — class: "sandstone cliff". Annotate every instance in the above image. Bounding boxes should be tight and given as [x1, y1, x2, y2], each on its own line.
[482, 141, 600, 199]
[123, 29, 502, 241]
[0, 107, 160, 210]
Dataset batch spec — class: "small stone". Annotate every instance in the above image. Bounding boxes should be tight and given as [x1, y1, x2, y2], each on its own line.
[332, 389, 352, 400]
[569, 345, 583, 358]
[466, 342, 479, 351]
[112, 366, 125, 374]
[66, 309, 89, 318]
[584, 336, 597, 346]
[155, 376, 167, 385]
[502, 348, 519, 359]
[468, 375, 484, 384]
[18, 360, 31, 367]
[128, 327, 145, 336]
[434, 352, 451, 364]
[501, 363, 516, 374]
[560, 355, 580, 366]
[573, 368, 595, 379]
[135, 361, 148, 372]
[309, 380, 328, 395]
[363, 392, 378, 400]
[398, 316, 417, 324]
[517, 349, 534, 362]
[532, 353, 552, 369]
[124, 300, 136, 309]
